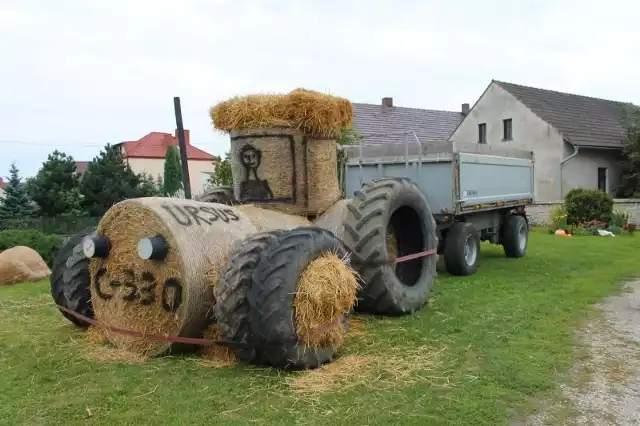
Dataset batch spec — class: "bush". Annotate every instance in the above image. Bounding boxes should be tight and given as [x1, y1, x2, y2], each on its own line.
[564, 188, 614, 225]
[0, 229, 63, 266]
[609, 210, 630, 228]
[549, 205, 568, 231]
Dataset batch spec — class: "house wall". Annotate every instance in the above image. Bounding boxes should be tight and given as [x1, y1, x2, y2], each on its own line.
[449, 82, 565, 202]
[125, 158, 215, 196]
[527, 199, 640, 225]
[561, 144, 623, 197]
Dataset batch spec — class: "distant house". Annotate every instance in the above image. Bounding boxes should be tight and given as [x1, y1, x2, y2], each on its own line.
[352, 97, 468, 145]
[0, 177, 6, 199]
[75, 161, 89, 179]
[112, 130, 217, 196]
[449, 80, 632, 202]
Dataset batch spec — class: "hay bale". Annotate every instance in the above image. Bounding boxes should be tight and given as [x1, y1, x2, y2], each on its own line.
[236, 204, 311, 231]
[313, 199, 351, 239]
[210, 88, 353, 138]
[228, 127, 341, 216]
[0, 246, 51, 285]
[88, 197, 258, 357]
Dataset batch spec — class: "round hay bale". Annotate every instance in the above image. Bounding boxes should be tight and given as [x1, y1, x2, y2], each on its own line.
[0, 259, 36, 285]
[247, 227, 360, 370]
[88, 197, 258, 357]
[0, 246, 50, 277]
[236, 204, 311, 232]
[227, 128, 341, 216]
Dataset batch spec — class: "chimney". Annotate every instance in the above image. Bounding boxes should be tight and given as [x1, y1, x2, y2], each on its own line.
[461, 103, 470, 116]
[175, 129, 191, 145]
[382, 97, 393, 107]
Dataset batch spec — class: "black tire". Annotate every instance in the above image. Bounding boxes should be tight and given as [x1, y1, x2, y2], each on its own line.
[247, 227, 353, 370]
[51, 228, 96, 327]
[213, 230, 282, 364]
[199, 186, 237, 205]
[502, 215, 529, 258]
[443, 222, 480, 276]
[341, 177, 438, 315]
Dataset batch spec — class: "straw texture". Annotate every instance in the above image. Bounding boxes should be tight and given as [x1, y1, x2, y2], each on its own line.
[89, 197, 257, 357]
[0, 246, 51, 285]
[210, 88, 353, 137]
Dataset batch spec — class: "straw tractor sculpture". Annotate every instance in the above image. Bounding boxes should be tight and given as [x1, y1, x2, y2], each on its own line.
[50, 89, 439, 370]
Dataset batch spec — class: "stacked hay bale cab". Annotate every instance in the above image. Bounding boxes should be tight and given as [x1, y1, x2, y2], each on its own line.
[50, 88, 534, 370]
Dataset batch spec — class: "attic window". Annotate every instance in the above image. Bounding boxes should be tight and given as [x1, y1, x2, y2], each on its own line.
[503, 118, 513, 141]
[478, 123, 487, 144]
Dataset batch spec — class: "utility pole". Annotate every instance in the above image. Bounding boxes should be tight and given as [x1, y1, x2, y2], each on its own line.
[173, 96, 192, 199]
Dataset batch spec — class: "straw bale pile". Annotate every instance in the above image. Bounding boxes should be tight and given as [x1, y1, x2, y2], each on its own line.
[210, 88, 352, 137]
[88, 197, 257, 357]
[210, 88, 351, 216]
[236, 204, 311, 231]
[0, 246, 51, 285]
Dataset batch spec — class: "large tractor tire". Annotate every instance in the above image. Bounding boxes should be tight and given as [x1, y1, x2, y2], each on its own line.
[502, 214, 529, 258]
[213, 230, 282, 364]
[51, 228, 96, 327]
[443, 222, 480, 276]
[342, 177, 438, 316]
[199, 186, 237, 205]
[247, 227, 352, 370]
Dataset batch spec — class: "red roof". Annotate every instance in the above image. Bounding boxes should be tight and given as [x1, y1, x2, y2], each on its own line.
[118, 130, 215, 161]
[75, 161, 89, 175]
[0, 177, 6, 189]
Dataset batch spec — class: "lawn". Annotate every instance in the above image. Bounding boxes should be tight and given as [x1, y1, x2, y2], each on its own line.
[0, 229, 638, 426]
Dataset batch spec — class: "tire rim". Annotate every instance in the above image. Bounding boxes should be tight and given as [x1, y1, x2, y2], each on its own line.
[518, 225, 528, 251]
[464, 234, 477, 266]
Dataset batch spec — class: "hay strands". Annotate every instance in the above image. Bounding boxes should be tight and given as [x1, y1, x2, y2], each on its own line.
[56, 303, 348, 351]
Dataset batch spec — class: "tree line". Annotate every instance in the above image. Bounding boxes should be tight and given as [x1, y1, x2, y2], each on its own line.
[0, 143, 210, 219]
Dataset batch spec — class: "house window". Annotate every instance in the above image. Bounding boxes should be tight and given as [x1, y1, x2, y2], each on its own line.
[478, 123, 487, 144]
[597, 167, 608, 192]
[503, 118, 512, 141]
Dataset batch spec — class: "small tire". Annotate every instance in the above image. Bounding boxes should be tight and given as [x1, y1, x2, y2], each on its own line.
[199, 186, 237, 205]
[342, 177, 438, 315]
[443, 222, 480, 276]
[247, 227, 352, 370]
[502, 215, 529, 258]
[51, 228, 96, 327]
[213, 231, 282, 364]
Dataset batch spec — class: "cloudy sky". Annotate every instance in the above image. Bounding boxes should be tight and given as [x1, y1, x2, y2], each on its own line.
[1, 0, 638, 178]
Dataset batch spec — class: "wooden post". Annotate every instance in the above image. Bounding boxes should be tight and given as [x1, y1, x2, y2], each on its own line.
[173, 97, 192, 199]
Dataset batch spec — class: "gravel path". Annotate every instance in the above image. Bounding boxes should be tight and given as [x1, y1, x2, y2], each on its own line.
[521, 280, 640, 425]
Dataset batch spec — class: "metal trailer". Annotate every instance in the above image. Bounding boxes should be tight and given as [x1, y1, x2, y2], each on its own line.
[339, 133, 535, 276]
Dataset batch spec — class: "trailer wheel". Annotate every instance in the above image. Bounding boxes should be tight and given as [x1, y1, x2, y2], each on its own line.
[213, 230, 282, 364]
[51, 228, 96, 327]
[342, 177, 438, 315]
[199, 186, 237, 205]
[443, 222, 480, 276]
[502, 215, 528, 258]
[247, 227, 352, 370]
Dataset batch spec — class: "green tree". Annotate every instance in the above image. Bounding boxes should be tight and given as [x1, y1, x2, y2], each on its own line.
[0, 163, 37, 218]
[163, 145, 183, 196]
[26, 150, 83, 216]
[617, 104, 640, 198]
[79, 144, 143, 216]
[138, 172, 162, 197]
[209, 152, 233, 186]
[155, 174, 164, 191]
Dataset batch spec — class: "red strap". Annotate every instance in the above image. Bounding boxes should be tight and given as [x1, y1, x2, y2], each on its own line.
[394, 248, 437, 264]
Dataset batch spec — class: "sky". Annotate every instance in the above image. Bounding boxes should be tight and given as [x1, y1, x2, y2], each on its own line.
[1, 0, 639, 179]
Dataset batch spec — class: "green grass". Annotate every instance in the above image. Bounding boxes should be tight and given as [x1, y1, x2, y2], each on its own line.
[1, 229, 638, 426]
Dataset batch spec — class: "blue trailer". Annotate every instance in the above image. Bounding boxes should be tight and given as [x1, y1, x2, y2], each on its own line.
[332, 133, 535, 314]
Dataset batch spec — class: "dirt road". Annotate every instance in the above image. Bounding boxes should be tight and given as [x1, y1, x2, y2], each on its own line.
[522, 280, 640, 426]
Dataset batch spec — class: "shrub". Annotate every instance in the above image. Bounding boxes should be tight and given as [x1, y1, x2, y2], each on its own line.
[609, 210, 630, 228]
[0, 229, 63, 266]
[564, 188, 614, 225]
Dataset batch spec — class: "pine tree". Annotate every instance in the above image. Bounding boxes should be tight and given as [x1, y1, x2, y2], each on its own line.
[27, 150, 83, 216]
[163, 145, 183, 196]
[0, 163, 36, 218]
[209, 152, 233, 186]
[79, 144, 143, 216]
